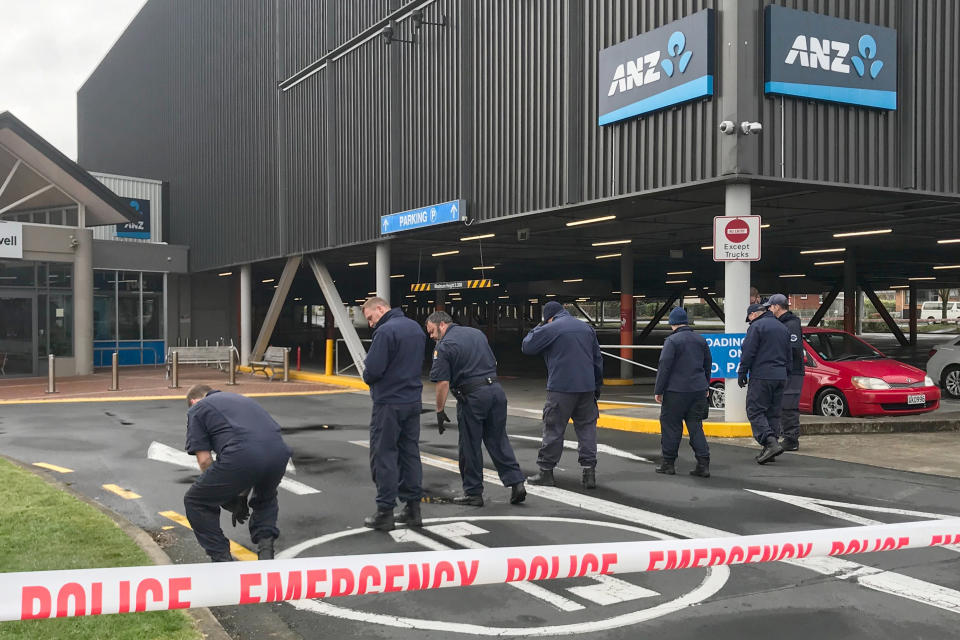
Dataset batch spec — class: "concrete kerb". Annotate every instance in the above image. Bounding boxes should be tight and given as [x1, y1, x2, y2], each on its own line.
[239, 366, 369, 391]
[2, 455, 230, 640]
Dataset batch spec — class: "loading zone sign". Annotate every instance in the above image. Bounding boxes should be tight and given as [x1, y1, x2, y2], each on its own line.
[705, 333, 745, 379]
[713, 216, 761, 262]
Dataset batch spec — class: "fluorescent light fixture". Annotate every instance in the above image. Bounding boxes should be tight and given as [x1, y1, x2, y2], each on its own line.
[611, 290, 621, 294]
[405, 294, 415, 298]
[390, 274, 404, 278]
[832, 228, 892, 238]
[701, 245, 714, 250]
[563, 278, 583, 283]
[761, 223, 771, 229]
[498, 295, 509, 299]
[432, 250, 459, 257]
[261, 278, 275, 283]
[472, 265, 495, 270]
[293, 297, 303, 301]
[348, 261, 368, 267]
[665, 280, 687, 284]
[460, 233, 495, 241]
[566, 215, 616, 227]
[367, 291, 376, 295]
[218, 272, 233, 277]
[889, 285, 908, 289]
[814, 260, 844, 266]
[933, 265, 960, 270]
[937, 238, 960, 244]
[779, 274, 805, 278]
[689, 287, 697, 291]
[667, 271, 692, 275]
[545, 294, 556, 297]
[908, 276, 936, 281]
[591, 239, 632, 247]
[800, 248, 846, 255]
[427, 300, 434, 303]
[595, 253, 622, 259]
[633, 294, 645, 298]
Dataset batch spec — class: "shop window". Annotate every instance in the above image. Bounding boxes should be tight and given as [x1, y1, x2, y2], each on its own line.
[38, 293, 73, 357]
[93, 270, 117, 341]
[141, 273, 164, 339]
[117, 271, 142, 340]
[0, 260, 35, 287]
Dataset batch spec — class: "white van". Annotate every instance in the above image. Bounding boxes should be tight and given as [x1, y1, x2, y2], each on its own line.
[920, 301, 960, 323]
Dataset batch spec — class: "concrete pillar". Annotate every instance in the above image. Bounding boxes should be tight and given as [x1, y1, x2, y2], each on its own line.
[909, 284, 918, 345]
[844, 250, 857, 334]
[240, 264, 252, 366]
[73, 227, 94, 375]
[376, 241, 390, 305]
[619, 250, 634, 380]
[724, 183, 750, 423]
[856, 289, 864, 335]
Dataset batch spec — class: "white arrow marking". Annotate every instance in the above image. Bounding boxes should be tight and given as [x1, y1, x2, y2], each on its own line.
[509, 434, 652, 463]
[147, 441, 319, 495]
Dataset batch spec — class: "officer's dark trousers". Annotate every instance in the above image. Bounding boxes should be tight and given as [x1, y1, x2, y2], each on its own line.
[184, 447, 289, 558]
[747, 378, 785, 444]
[456, 384, 524, 496]
[780, 375, 804, 442]
[537, 390, 599, 470]
[369, 402, 423, 510]
[659, 391, 710, 462]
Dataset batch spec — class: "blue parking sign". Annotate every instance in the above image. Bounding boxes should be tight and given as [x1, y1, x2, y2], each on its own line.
[704, 333, 745, 379]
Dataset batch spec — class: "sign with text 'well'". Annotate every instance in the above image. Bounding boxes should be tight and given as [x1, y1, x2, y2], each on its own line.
[713, 216, 761, 262]
[0, 221, 23, 259]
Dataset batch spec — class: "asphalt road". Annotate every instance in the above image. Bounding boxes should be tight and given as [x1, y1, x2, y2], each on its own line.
[2, 391, 960, 639]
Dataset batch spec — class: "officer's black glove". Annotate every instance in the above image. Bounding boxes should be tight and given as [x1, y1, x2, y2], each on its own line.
[222, 493, 250, 527]
[436, 409, 451, 435]
[594, 388, 602, 402]
[737, 372, 749, 388]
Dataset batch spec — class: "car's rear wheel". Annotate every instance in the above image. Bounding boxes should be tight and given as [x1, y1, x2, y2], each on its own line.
[942, 365, 960, 399]
[815, 388, 849, 417]
[709, 382, 725, 409]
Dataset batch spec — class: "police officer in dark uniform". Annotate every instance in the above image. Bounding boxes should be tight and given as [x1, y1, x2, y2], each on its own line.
[522, 300, 604, 489]
[426, 311, 526, 506]
[738, 302, 792, 464]
[361, 297, 426, 531]
[766, 294, 804, 451]
[183, 384, 292, 562]
[653, 307, 712, 477]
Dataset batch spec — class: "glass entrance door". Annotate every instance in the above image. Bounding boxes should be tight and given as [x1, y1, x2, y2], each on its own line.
[0, 292, 36, 377]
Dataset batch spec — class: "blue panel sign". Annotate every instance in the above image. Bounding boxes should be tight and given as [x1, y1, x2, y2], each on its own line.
[116, 198, 151, 239]
[597, 9, 715, 126]
[704, 333, 745, 379]
[380, 199, 466, 235]
[764, 5, 897, 110]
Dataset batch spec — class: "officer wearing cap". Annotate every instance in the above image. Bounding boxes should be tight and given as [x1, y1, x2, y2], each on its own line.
[766, 294, 804, 451]
[426, 311, 526, 507]
[653, 307, 712, 477]
[360, 297, 426, 531]
[739, 301, 792, 464]
[522, 300, 604, 489]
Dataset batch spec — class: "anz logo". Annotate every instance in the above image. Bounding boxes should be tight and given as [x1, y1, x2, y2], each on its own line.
[785, 34, 884, 78]
[607, 30, 692, 97]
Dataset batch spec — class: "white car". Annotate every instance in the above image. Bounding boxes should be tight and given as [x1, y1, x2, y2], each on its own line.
[927, 336, 960, 399]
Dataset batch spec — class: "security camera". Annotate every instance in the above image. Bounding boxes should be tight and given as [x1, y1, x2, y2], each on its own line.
[381, 25, 395, 45]
[719, 120, 736, 135]
[740, 121, 763, 135]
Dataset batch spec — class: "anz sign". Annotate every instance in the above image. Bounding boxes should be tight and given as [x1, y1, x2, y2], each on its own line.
[765, 5, 897, 110]
[598, 9, 715, 126]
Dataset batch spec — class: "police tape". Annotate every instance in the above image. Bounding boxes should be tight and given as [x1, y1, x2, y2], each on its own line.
[5, 518, 960, 622]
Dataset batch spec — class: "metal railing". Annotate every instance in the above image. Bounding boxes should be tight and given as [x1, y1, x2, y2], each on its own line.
[598, 344, 662, 374]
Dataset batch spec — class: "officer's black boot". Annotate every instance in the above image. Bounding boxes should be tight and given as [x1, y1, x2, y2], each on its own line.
[510, 481, 527, 504]
[363, 509, 396, 531]
[655, 461, 676, 475]
[395, 500, 423, 526]
[582, 467, 597, 489]
[756, 436, 784, 464]
[453, 494, 484, 507]
[689, 457, 710, 478]
[781, 438, 799, 452]
[257, 537, 276, 560]
[209, 551, 235, 562]
[527, 468, 554, 486]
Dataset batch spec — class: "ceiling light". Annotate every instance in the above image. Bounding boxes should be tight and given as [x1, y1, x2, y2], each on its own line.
[591, 239, 632, 247]
[611, 290, 621, 294]
[348, 261, 368, 267]
[473, 265, 495, 270]
[460, 233, 494, 241]
[761, 223, 771, 229]
[832, 228, 892, 238]
[889, 285, 908, 289]
[218, 272, 233, 277]
[689, 287, 697, 291]
[908, 277, 936, 281]
[293, 297, 303, 301]
[390, 274, 404, 278]
[432, 250, 459, 257]
[814, 260, 844, 266]
[566, 215, 616, 227]
[367, 291, 376, 295]
[261, 278, 275, 283]
[545, 294, 556, 297]
[779, 274, 805, 278]
[933, 265, 960, 270]
[800, 248, 846, 255]
[701, 245, 714, 250]
[595, 253, 622, 259]
[665, 280, 687, 284]
[667, 271, 693, 275]
[405, 294, 415, 298]
[563, 278, 583, 283]
[498, 295, 509, 299]
[937, 238, 960, 244]
[633, 294, 645, 298]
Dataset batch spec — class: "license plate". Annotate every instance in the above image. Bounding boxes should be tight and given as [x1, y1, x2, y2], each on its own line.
[907, 394, 926, 405]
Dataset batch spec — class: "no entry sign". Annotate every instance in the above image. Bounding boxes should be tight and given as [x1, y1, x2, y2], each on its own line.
[713, 216, 761, 261]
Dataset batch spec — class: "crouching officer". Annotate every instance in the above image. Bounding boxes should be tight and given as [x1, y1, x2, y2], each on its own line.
[183, 384, 292, 561]
[427, 311, 526, 506]
[739, 302, 792, 464]
[766, 294, 804, 451]
[361, 297, 426, 531]
[654, 307, 712, 477]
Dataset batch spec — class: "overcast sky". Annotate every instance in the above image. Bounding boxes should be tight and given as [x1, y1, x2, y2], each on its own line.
[0, 0, 148, 160]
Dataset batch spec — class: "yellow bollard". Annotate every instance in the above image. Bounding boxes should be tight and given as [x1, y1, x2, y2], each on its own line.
[325, 339, 334, 376]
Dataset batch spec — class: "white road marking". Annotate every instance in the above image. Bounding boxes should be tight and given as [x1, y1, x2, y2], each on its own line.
[509, 434, 652, 463]
[146, 441, 319, 495]
[566, 575, 660, 606]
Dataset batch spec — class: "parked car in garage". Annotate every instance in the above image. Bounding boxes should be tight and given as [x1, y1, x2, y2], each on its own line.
[927, 336, 960, 399]
[709, 328, 940, 417]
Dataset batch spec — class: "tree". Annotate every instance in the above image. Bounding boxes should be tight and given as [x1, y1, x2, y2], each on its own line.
[937, 288, 954, 322]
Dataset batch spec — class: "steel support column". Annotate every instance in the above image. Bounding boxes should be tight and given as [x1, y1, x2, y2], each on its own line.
[860, 280, 908, 347]
[638, 289, 684, 344]
[251, 256, 300, 361]
[240, 264, 252, 365]
[844, 250, 857, 334]
[808, 285, 842, 327]
[697, 287, 725, 322]
[619, 251, 634, 379]
[723, 182, 751, 423]
[376, 241, 390, 305]
[308, 257, 367, 375]
[909, 284, 918, 345]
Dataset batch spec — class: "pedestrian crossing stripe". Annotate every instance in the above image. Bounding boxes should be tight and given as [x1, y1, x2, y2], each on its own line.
[410, 279, 492, 292]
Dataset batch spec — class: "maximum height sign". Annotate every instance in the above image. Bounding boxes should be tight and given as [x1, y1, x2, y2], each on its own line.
[713, 215, 761, 261]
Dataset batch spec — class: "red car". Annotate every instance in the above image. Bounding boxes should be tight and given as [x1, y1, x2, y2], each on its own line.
[709, 328, 940, 417]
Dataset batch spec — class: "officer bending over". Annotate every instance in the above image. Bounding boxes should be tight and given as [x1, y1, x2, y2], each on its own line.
[427, 311, 526, 506]
[183, 385, 292, 561]
[653, 307, 712, 477]
[766, 294, 804, 451]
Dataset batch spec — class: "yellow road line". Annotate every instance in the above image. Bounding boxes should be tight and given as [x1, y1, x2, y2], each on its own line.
[0, 388, 351, 405]
[102, 484, 141, 500]
[597, 413, 753, 438]
[159, 510, 258, 561]
[33, 462, 74, 473]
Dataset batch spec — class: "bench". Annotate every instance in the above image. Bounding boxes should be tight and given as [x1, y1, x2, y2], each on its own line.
[250, 346, 290, 380]
[165, 346, 238, 379]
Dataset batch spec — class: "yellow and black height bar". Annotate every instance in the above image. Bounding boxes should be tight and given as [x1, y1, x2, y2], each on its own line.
[410, 279, 492, 292]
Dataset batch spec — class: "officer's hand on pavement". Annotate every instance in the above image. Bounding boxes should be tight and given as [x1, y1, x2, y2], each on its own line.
[654, 394, 663, 404]
[436, 409, 451, 435]
[738, 372, 749, 388]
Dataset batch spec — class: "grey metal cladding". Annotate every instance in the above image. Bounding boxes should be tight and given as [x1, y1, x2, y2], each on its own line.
[279, 0, 327, 80]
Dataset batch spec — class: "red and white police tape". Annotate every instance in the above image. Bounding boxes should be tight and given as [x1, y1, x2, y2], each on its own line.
[5, 518, 960, 622]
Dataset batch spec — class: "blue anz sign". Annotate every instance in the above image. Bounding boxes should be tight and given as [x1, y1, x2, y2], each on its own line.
[764, 5, 897, 110]
[380, 199, 466, 235]
[116, 198, 151, 239]
[597, 9, 715, 126]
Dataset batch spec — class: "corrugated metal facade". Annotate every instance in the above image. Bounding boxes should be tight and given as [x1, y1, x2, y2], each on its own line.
[77, 0, 959, 273]
[90, 173, 164, 243]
